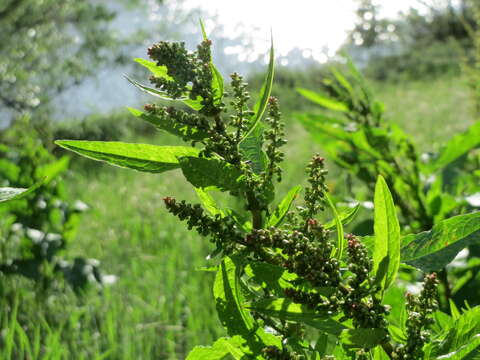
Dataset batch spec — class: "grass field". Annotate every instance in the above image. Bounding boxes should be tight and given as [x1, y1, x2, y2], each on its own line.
[2, 72, 475, 359]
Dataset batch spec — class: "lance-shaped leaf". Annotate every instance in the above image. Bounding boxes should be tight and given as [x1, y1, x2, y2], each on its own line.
[214, 257, 254, 336]
[372, 176, 400, 294]
[248, 298, 347, 336]
[195, 188, 224, 217]
[325, 193, 345, 259]
[427, 121, 480, 174]
[127, 107, 208, 141]
[267, 185, 301, 227]
[297, 88, 349, 112]
[244, 262, 297, 297]
[186, 336, 248, 360]
[134, 58, 172, 80]
[330, 67, 353, 94]
[125, 76, 179, 100]
[324, 203, 360, 230]
[401, 211, 480, 272]
[436, 334, 480, 359]
[35, 156, 69, 180]
[297, 115, 383, 160]
[125, 76, 204, 111]
[55, 140, 199, 173]
[242, 35, 275, 138]
[213, 257, 282, 353]
[238, 123, 267, 175]
[0, 183, 41, 203]
[179, 156, 244, 192]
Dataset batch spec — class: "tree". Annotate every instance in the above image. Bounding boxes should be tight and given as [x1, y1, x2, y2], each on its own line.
[349, 0, 393, 48]
[0, 1, 119, 117]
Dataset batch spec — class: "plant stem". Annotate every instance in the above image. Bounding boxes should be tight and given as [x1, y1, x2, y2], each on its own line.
[438, 268, 452, 310]
[381, 342, 395, 359]
[246, 191, 263, 229]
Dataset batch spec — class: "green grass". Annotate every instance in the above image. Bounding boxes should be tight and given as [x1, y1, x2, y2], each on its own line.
[372, 74, 476, 151]
[1, 72, 476, 359]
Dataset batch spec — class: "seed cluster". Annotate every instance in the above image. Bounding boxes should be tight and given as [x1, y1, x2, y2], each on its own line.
[229, 73, 253, 141]
[147, 41, 195, 98]
[300, 155, 328, 220]
[265, 97, 287, 183]
[393, 273, 439, 359]
[262, 345, 297, 360]
[147, 40, 220, 116]
[144, 104, 210, 141]
[162, 197, 244, 254]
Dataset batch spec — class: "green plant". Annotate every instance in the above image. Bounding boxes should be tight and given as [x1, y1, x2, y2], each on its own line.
[0, 117, 105, 293]
[56, 25, 480, 358]
[461, 0, 480, 114]
[296, 60, 480, 310]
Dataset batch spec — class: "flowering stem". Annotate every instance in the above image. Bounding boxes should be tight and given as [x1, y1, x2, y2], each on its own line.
[438, 268, 452, 310]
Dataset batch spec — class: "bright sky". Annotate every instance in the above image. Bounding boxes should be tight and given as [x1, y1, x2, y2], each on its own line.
[183, 0, 422, 62]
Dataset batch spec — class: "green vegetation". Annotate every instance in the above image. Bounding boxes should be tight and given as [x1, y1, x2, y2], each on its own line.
[53, 25, 480, 358]
[2, 1, 480, 358]
[1, 70, 477, 360]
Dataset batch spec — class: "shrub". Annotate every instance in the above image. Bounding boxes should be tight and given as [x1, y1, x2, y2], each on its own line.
[0, 116, 105, 293]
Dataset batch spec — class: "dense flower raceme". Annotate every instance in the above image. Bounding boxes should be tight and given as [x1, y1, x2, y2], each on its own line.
[148, 37, 440, 358]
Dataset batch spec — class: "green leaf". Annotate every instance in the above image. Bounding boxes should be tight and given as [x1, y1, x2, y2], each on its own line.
[134, 58, 172, 80]
[339, 328, 388, 348]
[211, 65, 224, 104]
[195, 188, 224, 217]
[0, 184, 39, 203]
[213, 257, 282, 354]
[125, 75, 179, 100]
[179, 156, 244, 192]
[267, 185, 301, 227]
[297, 88, 349, 112]
[372, 346, 391, 360]
[297, 116, 383, 160]
[199, 18, 208, 39]
[35, 156, 69, 181]
[324, 204, 361, 230]
[214, 257, 254, 337]
[244, 35, 275, 138]
[186, 336, 248, 360]
[325, 193, 345, 259]
[55, 140, 199, 173]
[183, 96, 204, 111]
[428, 121, 480, 173]
[127, 107, 208, 141]
[330, 67, 353, 94]
[248, 298, 347, 336]
[238, 123, 267, 175]
[244, 262, 297, 297]
[225, 208, 252, 232]
[125, 76, 204, 111]
[401, 211, 480, 272]
[449, 300, 461, 320]
[436, 334, 480, 359]
[431, 306, 480, 358]
[373, 176, 401, 294]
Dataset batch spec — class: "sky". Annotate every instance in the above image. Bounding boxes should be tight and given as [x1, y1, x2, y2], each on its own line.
[183, 0, 423, 62]
[55, 0, 424, 119]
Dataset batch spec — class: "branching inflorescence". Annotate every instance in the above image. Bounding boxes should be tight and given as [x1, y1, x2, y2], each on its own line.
[147, 36, 438, 358]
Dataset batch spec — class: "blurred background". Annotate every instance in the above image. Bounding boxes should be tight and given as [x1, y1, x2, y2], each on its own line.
[0, 0, 479, 358]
